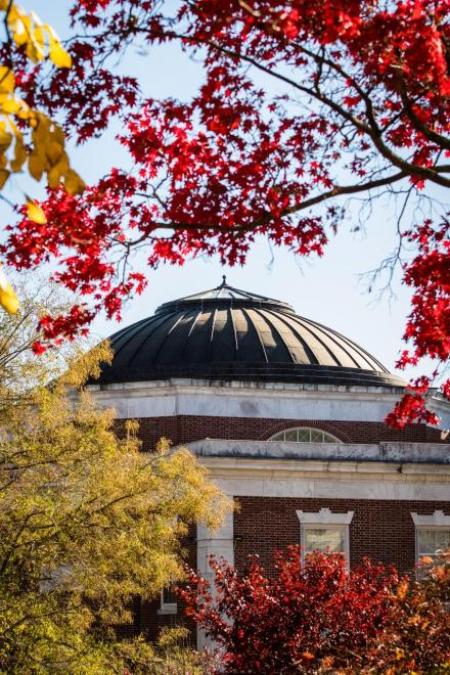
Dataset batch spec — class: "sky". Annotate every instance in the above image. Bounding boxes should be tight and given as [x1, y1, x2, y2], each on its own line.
[10, 1, 430, 380]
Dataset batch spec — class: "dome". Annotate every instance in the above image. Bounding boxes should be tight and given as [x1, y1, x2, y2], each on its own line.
[97, 278, 405, 388]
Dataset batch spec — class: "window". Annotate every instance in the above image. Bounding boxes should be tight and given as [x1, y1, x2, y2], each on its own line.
[297, 508, 354, 563]
[159, 586, 177, 615]
[303, 528, 345, 554]
[417, 529, 450, 559]
[411, 511, 450, 565]
[269, 427, 341, 443]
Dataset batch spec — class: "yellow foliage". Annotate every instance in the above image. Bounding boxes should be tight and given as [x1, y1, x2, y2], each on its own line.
[0, 3, 85, 316]
[0, 266, 19, 314]
[396, 578, 409, 601]
[0, 318, 231, 672]
[26, 199, 47, 224]
[49, 39, 73, 68]
[0, 3, 84, 197]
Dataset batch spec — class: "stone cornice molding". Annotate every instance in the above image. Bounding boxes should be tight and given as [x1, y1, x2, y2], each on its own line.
[187, 439, 450, 465]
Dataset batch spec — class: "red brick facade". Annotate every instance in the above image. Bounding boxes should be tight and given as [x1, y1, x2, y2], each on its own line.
[132, 415, 445, 451]
[116, 414, 448, 639]
[234, 497, 450, 575]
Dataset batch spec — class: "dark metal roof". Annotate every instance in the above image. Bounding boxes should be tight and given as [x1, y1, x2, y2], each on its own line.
[97, 278, 406, 388]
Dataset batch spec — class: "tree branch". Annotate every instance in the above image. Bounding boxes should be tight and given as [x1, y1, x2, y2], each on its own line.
[135, 170, 408, 235]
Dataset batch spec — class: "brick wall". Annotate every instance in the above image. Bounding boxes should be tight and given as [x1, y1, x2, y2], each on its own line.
[130, 415, 444, 451]
[128, 496, 450, 638]
[111, 414, 448, 638]
[234, 497, 450, 574]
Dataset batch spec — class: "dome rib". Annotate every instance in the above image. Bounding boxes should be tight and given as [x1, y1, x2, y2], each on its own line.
[278, 311, 341, 367]
[242, 308, 269, 363]
[108, 315, 156, 360]
[323, 322, 388, 373]
[127, 312, 179, 368]
[253, 308, 294, 363]
[297, 316, 360, 369]
[95, 280, 406, 389]
[228, 307, 239, 359]
[264, 308, 319, 365]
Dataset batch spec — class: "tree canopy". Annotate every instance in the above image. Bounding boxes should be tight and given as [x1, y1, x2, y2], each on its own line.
[0, 0, 449, 426]
[181, 546, 450, 674]
[0, 292, 230, 673]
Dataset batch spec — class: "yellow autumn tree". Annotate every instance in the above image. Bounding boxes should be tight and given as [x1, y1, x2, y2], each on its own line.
[0, 2, 84, 315]
[0, 288, 230, 673]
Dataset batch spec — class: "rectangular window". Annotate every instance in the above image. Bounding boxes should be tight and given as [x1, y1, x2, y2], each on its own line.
[417, 529, 450, 562]
[159, 586, 177, 615]
[303, 527, 345, 554]
[297, 508, 353, 565]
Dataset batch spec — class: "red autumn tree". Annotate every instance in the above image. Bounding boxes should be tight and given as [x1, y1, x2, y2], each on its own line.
[1, 0, 449, 425]
[180, 547, 450, 674]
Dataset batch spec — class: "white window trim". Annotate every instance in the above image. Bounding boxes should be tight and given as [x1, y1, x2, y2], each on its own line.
[158, 589, 177, 616]
[411, 511, 450, 566]
[411, 510, 450, 527]
[296, 508, 354, 563]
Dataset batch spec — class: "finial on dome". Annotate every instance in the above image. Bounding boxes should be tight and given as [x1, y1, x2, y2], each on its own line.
[221, 274, 227, 286]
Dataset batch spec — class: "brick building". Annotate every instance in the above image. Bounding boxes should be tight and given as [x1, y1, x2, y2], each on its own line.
[90, 279, 450, 641]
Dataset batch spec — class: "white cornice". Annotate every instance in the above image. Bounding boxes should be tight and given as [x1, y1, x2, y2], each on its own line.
[197, 455, 450, 501]
[187, 439, 450, 465]
[90, 377, 405, 399]
[200, 455, 450, 479]
[88, 378, 450, 427]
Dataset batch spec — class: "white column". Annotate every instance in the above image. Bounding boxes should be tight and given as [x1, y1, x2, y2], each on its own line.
[196, 508, 234, 650]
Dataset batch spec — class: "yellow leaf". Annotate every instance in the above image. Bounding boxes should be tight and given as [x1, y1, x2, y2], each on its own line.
[0, 169, 10, 188]
[0, 268, 19, 315]
[11, 16, 29, 47]
[49, 41, 72, 69]
[1, 96, 25, 114]
[0, 66, 15, 94]
[28, 152, 45, 181]
[64, 169, 85, 195]
[46, 140, 64, 166]
[26, 201, 47, 224]
[11, 136, 27, 172]
[26, 41, 45, 63]
[0, 128, 13, 150]
[33, 24, 46, 49]
[47, 155, 68, 188]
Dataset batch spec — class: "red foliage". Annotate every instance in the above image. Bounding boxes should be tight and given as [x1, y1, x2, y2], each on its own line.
[387, 217, 450, 427]
[180, 547, 450, 674]
[2, 1, 450, 425]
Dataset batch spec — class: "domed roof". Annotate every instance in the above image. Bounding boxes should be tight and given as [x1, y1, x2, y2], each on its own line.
[97, 278, 405, 388]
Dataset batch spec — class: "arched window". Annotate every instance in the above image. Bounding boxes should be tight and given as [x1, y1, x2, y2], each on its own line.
[269, 427, 341, 443]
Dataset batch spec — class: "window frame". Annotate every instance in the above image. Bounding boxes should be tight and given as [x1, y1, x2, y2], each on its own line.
[411, 511, 450, 566]
[269, 427, 342, 443]
[158, 586, 178, 616]
[296, 508, 354, 564]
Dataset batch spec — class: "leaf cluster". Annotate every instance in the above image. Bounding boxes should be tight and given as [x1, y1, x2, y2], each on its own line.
[182, 546, 450, 674]
[2, 0, 449, 427]
[0, 291, 230, 673]
[0, 2, 83, 194]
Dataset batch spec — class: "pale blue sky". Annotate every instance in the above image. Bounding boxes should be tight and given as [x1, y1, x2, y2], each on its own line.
[10, 1, 431, 380]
